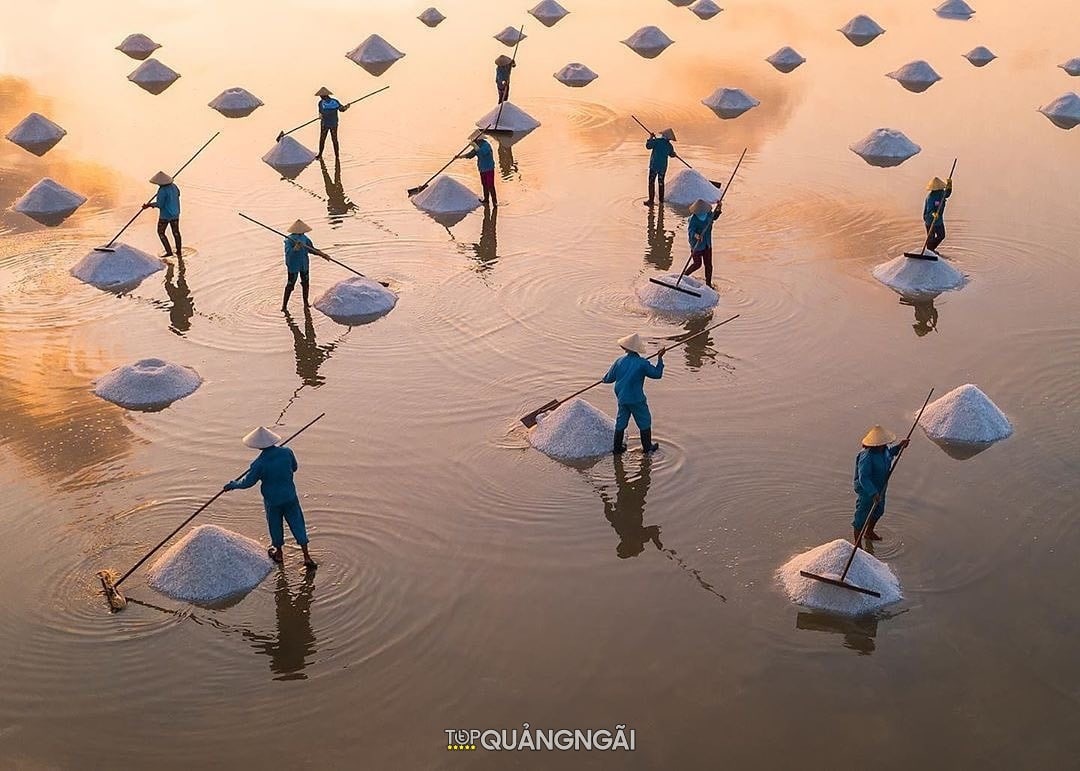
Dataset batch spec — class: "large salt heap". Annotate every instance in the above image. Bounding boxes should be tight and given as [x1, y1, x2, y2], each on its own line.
[935, 0, 975, 18]
[475, 101, 541, 134]
[872, 252, 965, 296]
[850, 128, 921, 167]
[94, 358, 202, 410]
[494, 26, 527, 46]
[1061, 58, 1080, 77]
[116, 33, 161, 60]
[839, 15, 885, 46]
[766, 47, 806, 73]
[346, 35, 405, 76]
[964, 46, 997, 67]
[530, 0, 569, 26]
[637, 273, 719, 313]
[554, 63, 598, 87]
[778, 539, 902, 616]
[418, 7, 446, 27]
[702, 87, 760, 119]
[689, 0, 724, 20]
[70, 243, 165, 291]
[1039, 93, 1080, 129]
[209, 87, 264, 118]
[919, 384, 1012, 457]
[528, 398, 616, 462]
[412, 175, 482, 225]
[622, 27, 674, 59]
[128, 59, 181, 94]
[12, 178, 87, 226]
[887, 61, 942, 93]
[262, 137, 318, 179]
[665, 169, 720, 208]
[6, 113, 67, 157]
[147, 524, 273, 605]
[315, 277, 398, 325]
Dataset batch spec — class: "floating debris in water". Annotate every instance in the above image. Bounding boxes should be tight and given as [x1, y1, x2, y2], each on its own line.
[766, 46, 806, 73]
[315, 277, 398, 325]
[665, 169, 721, 209]
[5, 112, 66, 156]
[417, 7, 446, 27]
[850, 128, 921, 167]
[778, 539, 902, 616]
[262, 136, 318, 179]
[147, 524, 273, 605]
[637, 273, 719, 313]
[622, 26, 674, 59]
[839, 15, 885, 46]
[872, 251, 965, 296]
[12, 177, 86, 226]
[1038, 92, 1080, 129]
[887, 60, 942, 92]
[70, 243, 165, 291]
[689, 0, 724, 20]
[935, 0, 975, 18]
[702, 87, 760, 119]
[116, 33, 160, 60]
[964, 46, 997, 67]
[554, 62, 598, 87]
[475, 101, 541, 133]
[1059, 58, 1080, 76]
[208, 87, 264, 118]
[528, 398, 615, 462]
[530, 0, 569, 27]
[127, 59, 181, 94]
[93, 358, 202, 410]
[411, 175, 482, 221]
[494, 26, 527, 46]
[346, 35, 405, 76]
[919, 384, 1013, 453]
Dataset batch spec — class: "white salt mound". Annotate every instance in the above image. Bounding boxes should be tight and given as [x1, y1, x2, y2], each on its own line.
[935, 0, 975, 18]
[530, 0, 569, 27]
[494, 26, 527, 46]
[839, 15, 885, 46]
[209, 87, 264, 118]
[6, 113, 67, 156]
[94, 358, 202, 409]
[872, 252, 965, 296]
[412, 175, 482, 215]
[778, 539, 902, 616]
[13, 178, 86, 226]
[850, 128, 921, 167]
[528, 398, 615, 462]
[554, 63, 598, 87]
[346, 35, 405, 76]
[919, 384, 1012, 445]
[637, 273, 719, 313]
[622, 26, 674, 59]
[70, 243, 165, 290]
[964, 46, 997, 67]
[887, 60, 942, 92]
[262, 136, 317, 179]
[475, 101, 541, 133]
[315, 277, 398, 325]
[689, 0, 724, 20]
[665, 169, 721, 208]
[418, 7, 446, 27]
[702, 87, 760, 119]
[1061, 58, 1080, 76]
[147, 525, 273, 605]
[116, 33, 160, 60]
[127, 58, 180, 94]
[766, 46, 806, 73]
[1039, 93, 1080, 129]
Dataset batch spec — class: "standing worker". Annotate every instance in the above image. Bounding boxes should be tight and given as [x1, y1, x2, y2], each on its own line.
[223, 425, 317, 569]
[685, 198, 722, 288]
[143, 171, 181, 257]
[315, 87, 350, 160]
[923, 176, 953, 253]
[281, 219, 318, 312]
[852, 425, 909, 543]
[461, 130, 497, 208]
[495, 54, 516, 103]
[644, 128, 677, 206]
[603, 333, 666, 455]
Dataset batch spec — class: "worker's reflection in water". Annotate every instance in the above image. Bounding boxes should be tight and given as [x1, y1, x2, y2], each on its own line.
[601, 454, 662, 558]
[470, 206, 499, 273]
[900, 296, 938, 337]
[498, 142, 516, 181]
[284, 307, 339, 388]
[320, 156, 357, 220]
[250, 570, 318, 680]
[164, 255, 194, 335]
[645, 205, 675, 272]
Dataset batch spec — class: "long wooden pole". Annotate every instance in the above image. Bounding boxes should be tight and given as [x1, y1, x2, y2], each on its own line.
[277, 85, 390, 141]
[914, 158, 957, 257]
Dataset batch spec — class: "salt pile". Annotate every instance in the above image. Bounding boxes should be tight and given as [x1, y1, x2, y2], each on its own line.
[919, 384, 1012, 450]
[766, 46, 806, 73]
[346, 35, 405, 76]
[70, 243, 165, 291]
[778, 539, 902, 616]
[12, 178, 87, 226]
[964, 46, 997, 67]
[411, 175, 482, 219]
[554, 63, 598, 87]
[872, 252, 966, 296]
[530, 0, 569, 27]
[528, 398, 615, 462]
[315, 277, 398, 325]
[702, 87, 760, 119]
[418, 7, 446, 27]
[1061, 58, 1080, 76]
[689, 0, 724, 20]
[494, 26, 527, 47]
[839, 15, 885, 47]
[127, 59, 180, 94]
[93, 358, 202, 410]
[475, 101, 541, 133]
[208, 87, 264, 118]
[1038, 93, 1080, 129]
[668, 0, 693, 5]
[116, 33, 161, 60]
[665, 169, 721, 208]
[887, 61, 942, 93]
[5, 113, 67, 156]
[637, 273, 719, 313]
[935, 0, 975, 18]
[147, 525, 273, 605]
[262, 136, 318, 179]
[850, 128, 921, 167]
[622, 27, 674, 59]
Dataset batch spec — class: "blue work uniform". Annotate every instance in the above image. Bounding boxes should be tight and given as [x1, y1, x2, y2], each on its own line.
[319, 97, 344, 127]
[852, 444, 902, 531]
[153, 183, 181, 221]
[688, 210, 719, 251]
[646, 137, 676, 175]
[284, 234, 313, 274]
[226, 445, 308, 547]
[923, 187, 952, 227]
[603, 352, 664, 431]
[495, 62, 514, 84]
[465, 138, 496, 172]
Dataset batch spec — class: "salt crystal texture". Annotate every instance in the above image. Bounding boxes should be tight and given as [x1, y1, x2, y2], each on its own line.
[665, 169, 721, 209]
[208, 87, 264, 118]
[689, 0, 724, 20]
[315, 277, 398, 325]
[12, 178, 87, 226]
[70, 243, 165, 291]
[919, 384, 1012, 450]
[530, 0, 569, 27]
[622, 27, 674, 59]
[147, 525, 273, 605]
[850, 128, 921, 167]
[872, 252, 966, 297]
[964, 46, 997, 67]
[935, 0, 975, 18]
[411, 175, 482, 223]
[116, 33, 161, 60]
[839, 15, 885, 46]
[262, 136, 318, 179]
[528, 398, 616, 462]
[702, 87, 760, 119]
[94, 358, 202, 410]
[418, 7, 446, 27]
[554, 63, 598, 87]
[494, 26, 527, 46]
[778, 539, 902, 616]
[1038, 93, 1080, 129]
[346, 35, 405, 76]
[475, 101, 541, 133]
[887, 60, 942, 93]
[766, 46, 806, 73]
[1061, 58, 1080, 76]
[637, 273, 719, 313]
[127, 59, 181, 94]
[5, 113, 67, 156]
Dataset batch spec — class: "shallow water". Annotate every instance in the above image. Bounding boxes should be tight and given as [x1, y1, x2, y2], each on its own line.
[2, 0, 1079, 767]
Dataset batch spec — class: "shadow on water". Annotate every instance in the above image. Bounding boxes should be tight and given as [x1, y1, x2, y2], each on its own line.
[795, 611, 879, 655]
[164, 255, 195, 335]
[497, 143, 517, 182]
[899, 296, 939, 338]
[319, 156, 358, 223]
[276, 308, 350, 424]
[645, 206, 675, 272]
[465, 206, 499, 275]
[244, 570, 318, 681]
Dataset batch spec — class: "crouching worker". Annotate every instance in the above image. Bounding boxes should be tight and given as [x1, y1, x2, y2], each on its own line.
[603, 333, 666, 454]
[852, 425, 909, 543]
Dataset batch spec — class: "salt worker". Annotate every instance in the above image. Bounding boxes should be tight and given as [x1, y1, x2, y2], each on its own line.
[142, 171, 181, 257]
[852, 425, 909, 543]
[281, 219, 320, 312]
[644, 128, 677, 206]
[685, 198, 722, 288]
[223, 426, 317, 568]
[461, 130, 497, 208]
[315, 87, 350, 159]
[495, 54, 516, 103]
[603, 333, 666, 454]
[923, 176, 953, 253]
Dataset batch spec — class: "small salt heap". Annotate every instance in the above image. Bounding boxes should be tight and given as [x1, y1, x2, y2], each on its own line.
[94, 358, 202, 410]
[778, 539, 902, 616]
[935, 0, 975, 18]
[766, 46, 806, 73]
[315, 277, 398, 325]
[418, 7, 446, 27]
[411, 175, 482, 224]
[262, 136, 318, 179]
[475, 101, 541, 133]
[964, 46, 997, 67]
[702, 87, 760, 119]
[208, 87, 264, 118]
[530, 0, 569, 27]
[850, 128, 921, 167]
[689, 0, 724, 20]
[5, 113, 67, 156]
[665, 169, 721, 209]
[668, 0, 693, 6]
[12, 178, 87, 226]
[528, 398, 616, 462]
[919, 384, 1013, 458]
[70, 243, 165, 291]
[554, 63, 598, 87]
[839, 15, 885, 47]
[127, 59, 180, 94]
[887, 60, 942, 93]
[147, 524, 273, 605]
[872, 252, 966, 296]
[1061, 58, 1080, 76]
[637, 274, 719, 313]
[622, 27, 674, 59]
[346, 35, 405, 76]
[1038, 93, 1080, 129]
[116, 33, 161, 60]
[494, 26, 527, 46]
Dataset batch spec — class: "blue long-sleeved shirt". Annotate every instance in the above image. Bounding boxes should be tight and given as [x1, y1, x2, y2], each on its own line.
[464, 138, 495, 172]
[153, 183, 181, 220]
[319, 97, 346, 127]
[284, 234, 313, 274]
[688, 209, 720, 251]
[646, 137, 676, 174]
[226, 446, 300, 507]
[495, 61, 515, 83]
[603, 351, 664, 405]
[853, 444, 902, 498]
[923, 186, 952, 226]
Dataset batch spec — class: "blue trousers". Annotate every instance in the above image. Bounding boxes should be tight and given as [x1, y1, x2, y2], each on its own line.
[615, 402, 652, 431]
[266, 499, 308, 547]
[852, 494, 886, 532]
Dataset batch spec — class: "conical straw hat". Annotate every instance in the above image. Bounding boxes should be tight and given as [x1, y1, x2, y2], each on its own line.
[315, 86, 332, 97]
[927, 176, 947, 191]
[861, 425, 896, 447]
[149, 171, 173, 185]
[689, 199, 712, 215]
[495, 55, 513, 65]
[243, 426, 282, 449]
[618, 333, 649, 355]
[660, 128, 677, 140]
[288, 219, 312, 234]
